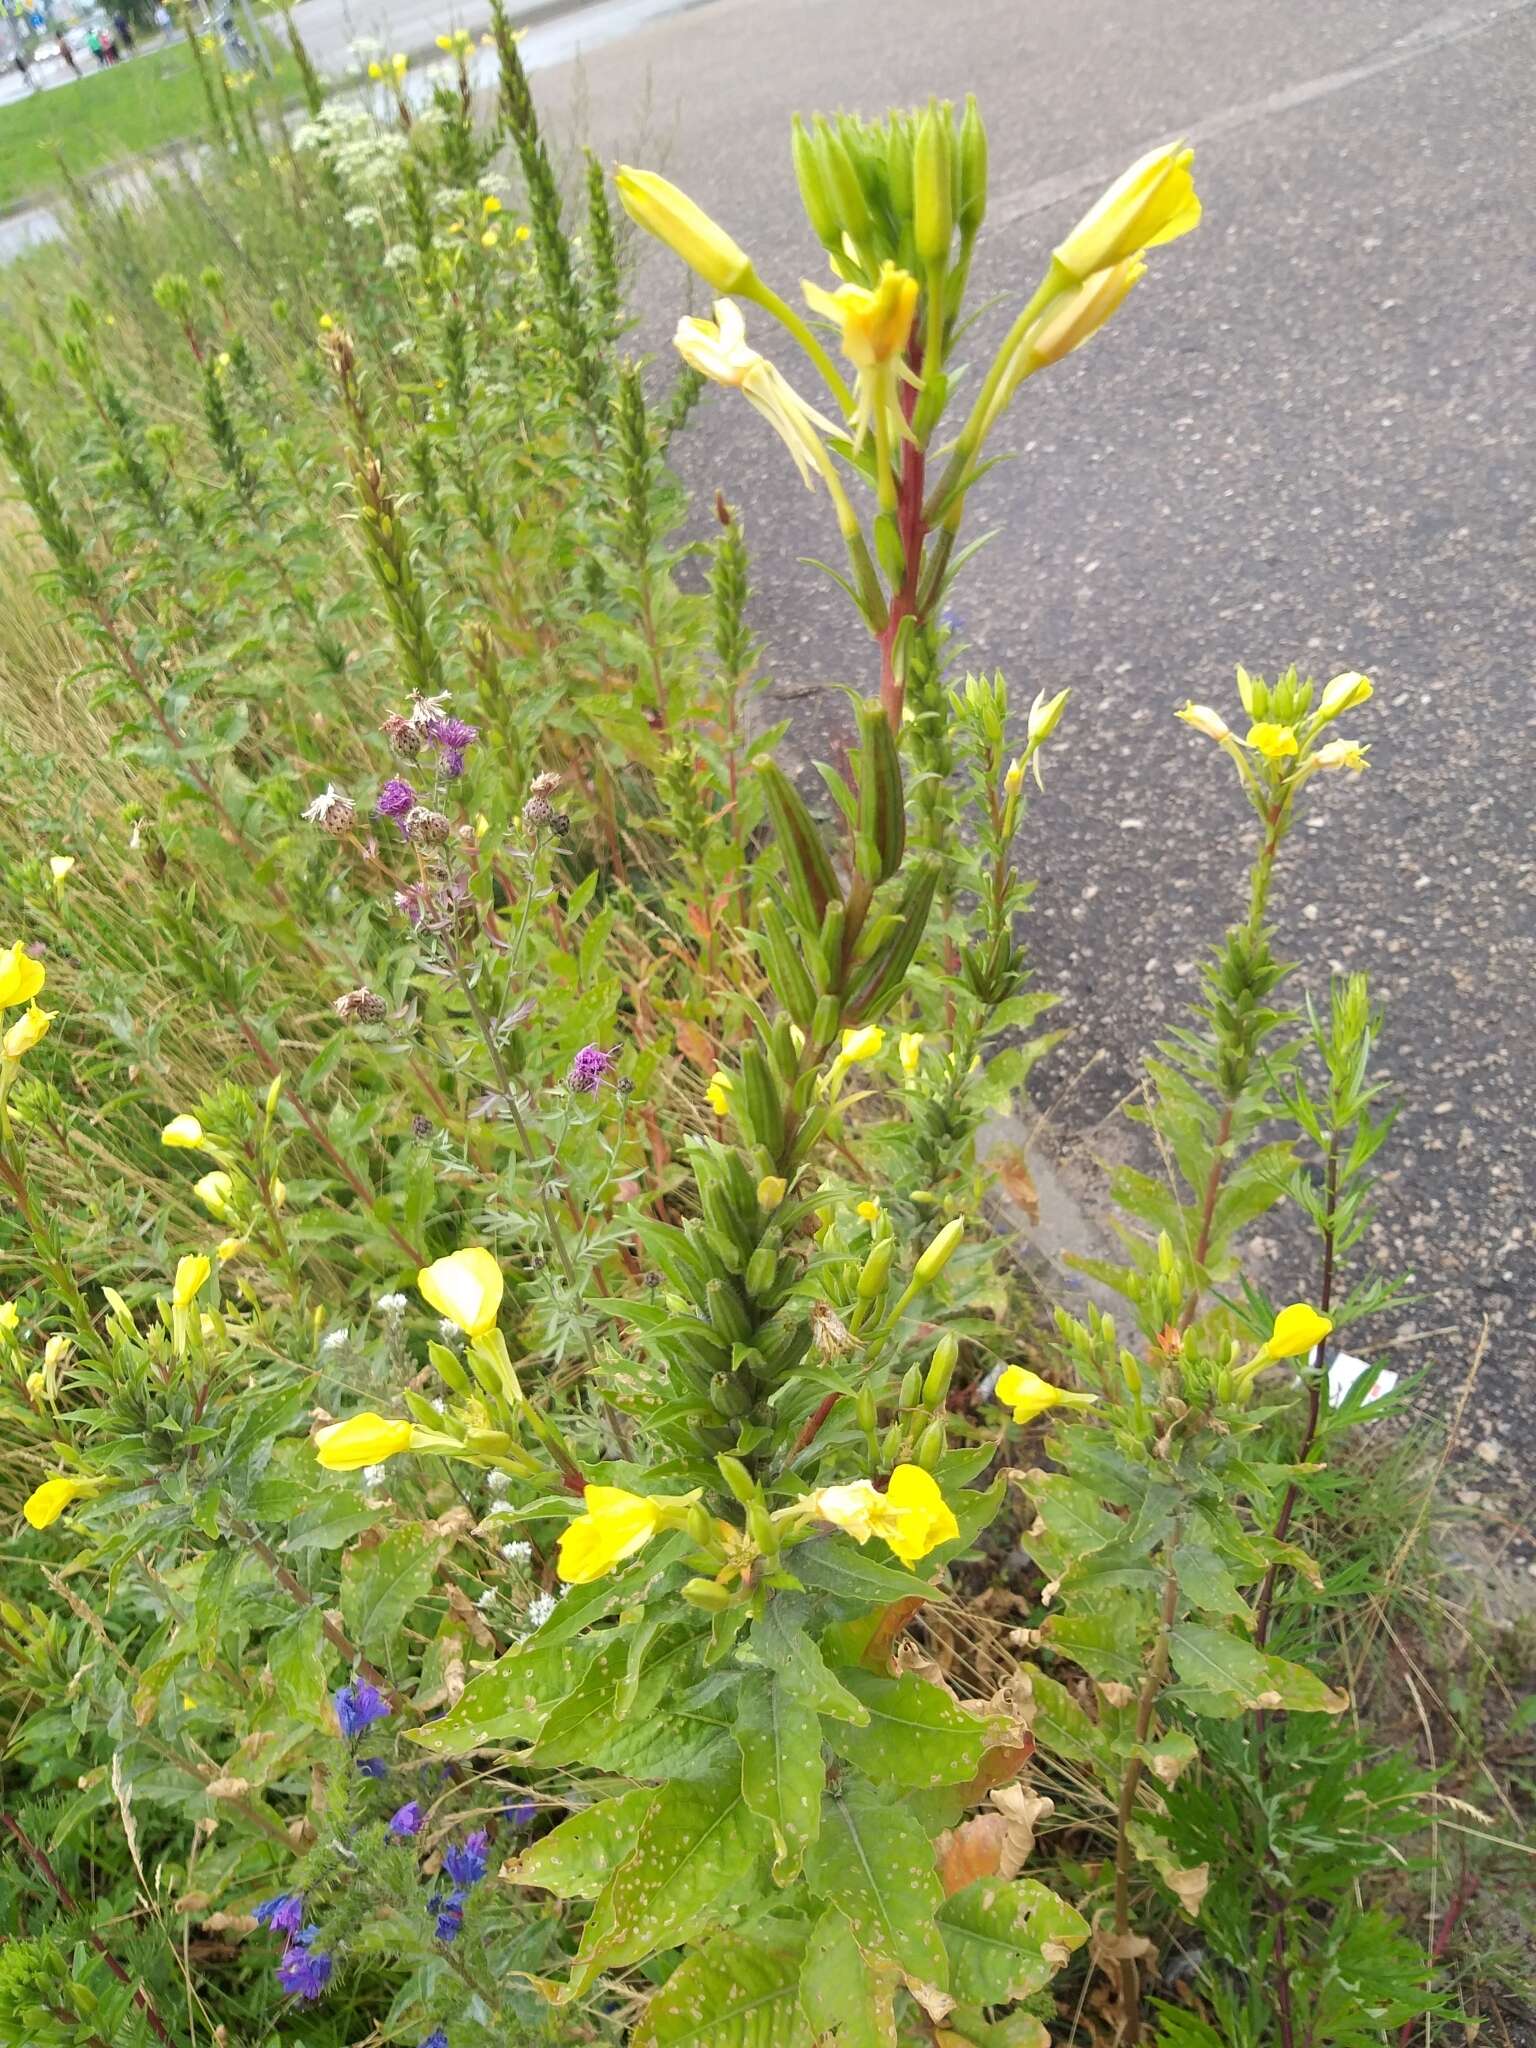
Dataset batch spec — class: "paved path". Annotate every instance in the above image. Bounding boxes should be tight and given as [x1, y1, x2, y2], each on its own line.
[532, 0, 1536, 1529]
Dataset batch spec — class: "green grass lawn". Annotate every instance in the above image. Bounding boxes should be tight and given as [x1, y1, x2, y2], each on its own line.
[0, 41, 300, 212]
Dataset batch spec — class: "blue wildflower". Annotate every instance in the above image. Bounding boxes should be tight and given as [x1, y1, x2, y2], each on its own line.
[429, 1888, 465, 1941]
[502, 1799, 537, 1827]
[357, 1755, 389, 1780]
[420, 2032, 449, 2048]
[389, 1799, 425, 1837]
[276, 1943, 333, 1999]
[253, 1892, 305, 1936]
[333, 1678, 390, 1740]
[441, 1829, 489, 1888]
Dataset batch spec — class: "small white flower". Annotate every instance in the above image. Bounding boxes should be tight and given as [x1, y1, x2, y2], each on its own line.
[500, 1540, 532, 1564]
[476, 1588, 496, 1610]
[485, 1469, 511, 1496]
[428, 1396, 445, 1414]
[362, 1464, 388, 1489]
[377, 1292, 407, 1316]
[438, 1318, 466, 1349]
[321, 1328, 350, 1352]
[486, 1500, 518, 1517]
[526, 1590, 557, 1628]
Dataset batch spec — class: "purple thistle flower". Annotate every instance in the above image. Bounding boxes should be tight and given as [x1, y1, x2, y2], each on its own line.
[420, 2032, 449, 2048]
[376, 777, 417, 820]
[441, 1829, 489, 1889]
[425, 714, 477, 753]
[565, 1043, 617, 1095]
[429, 1888, 466, 1941]
[254, 1892, 305, 1936]
[440, 749, 467, 780]
[333, 1678, 390, 1741]
[389, 1800, 425, 1837]
[357, 1755, 389, 1780]
[502, 1799, 537, 1827]
[276, 1943, 333, 2000]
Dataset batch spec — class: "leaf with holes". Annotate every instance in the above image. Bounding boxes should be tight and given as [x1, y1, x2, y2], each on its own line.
[736, 1675, 824, 1881]
[507, 1786, 657, 1898]
[824, 1669, 995, 1789]
[560, 1772, 769, 1999]
[339, 1524, 440, 1659]
[799, 1905, 899, 2046]
[405, 1636, 600, 1754]
[804, 1778, 948, 1991]
[938, 1876, 1089, 2004]
[750, 1594, 869, 1723]
[632, 1927, 811, 2047]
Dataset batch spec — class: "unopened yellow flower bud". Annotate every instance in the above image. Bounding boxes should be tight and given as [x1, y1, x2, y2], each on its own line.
[1177, 701, 1233, 743]
[614, 167, 754, 293]
[994, 1365, 1099, 1426]
[42, 1334, 72, 1369]
[1023, 257, 1144, 370]
[840, 1025, 885, 1064]
[914, 1217, 964, 1286]
[1260, 1302, 1333, 1361]
[757, 1174, 788, 1211]
[216, 1236, 246, 1263]
[898, 1031, 925, 1078]
[172, 1255, 211, 1309]
[161, 1114, 205, 1149]
[1316, 670, 1372, 723]
[49, 855, 75, 883]
[1312, 738, 1368, 773]
[1003, 756, 1026, 794]
[704, 1070, 733, 1117]
[194, 1171, 234, 1219]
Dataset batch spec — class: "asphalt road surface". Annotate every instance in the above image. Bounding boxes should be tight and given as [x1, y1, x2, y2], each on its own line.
[530, 0, 1536, 1534]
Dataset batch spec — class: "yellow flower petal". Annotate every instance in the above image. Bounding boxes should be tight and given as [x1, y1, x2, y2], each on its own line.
[556, 1485, 662, 1583]
[871, 1464, 958, 1564]
[172, 1255, 211, 1308]
[2, 1004, 52, 1059]
[194, 1171, 234, 1219]
[1245, 722, 1299, 762]
[1262, 1303, 1333, 1361]
[23, 1474, 99, 1529]
[614, 167, 753, 294]
[161, 1114, 205, 1149]
[0, 941, 45, 1009]
[418, 1246, 503, 1338]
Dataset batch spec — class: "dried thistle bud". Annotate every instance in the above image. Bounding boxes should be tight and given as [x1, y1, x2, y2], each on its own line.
[302, 785, 356, 835]
[529, 770, 561, 797]
[381, 711, 424, 759]
[810, 1300, 855, 1358]
[334, 988, 387, 1024]
[551, 811, 571, 836]
[411, 1113, 434, 1138]
[404, 805, 451, 845]
[522, 793, 554, 828]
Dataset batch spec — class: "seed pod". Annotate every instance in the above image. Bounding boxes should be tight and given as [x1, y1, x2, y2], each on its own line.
[958, 94, 988, 237]
[899, 1364, 922, 1411]
[745, 1245, 779, 1299]
[756, 758, 841, 936]
[680, 1577, 732, 1612]
[915, 1417, 947, 1470]
[856, 1238, 895, 1301]
[913, 100, 953, 268]
[404, 805, 450, 845]
[716, 1454, 758, 1504]
[855, 697, 906, 882]
[924, 1332, 959, 1407]
[334, 987, 387, 1024]
[843, 860, 940, 1023]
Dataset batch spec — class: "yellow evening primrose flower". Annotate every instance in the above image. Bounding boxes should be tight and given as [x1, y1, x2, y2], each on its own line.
[1261, 1303, 1333, 1361]
[856, 1198, 882, 1224]
[614, 167, 754, 293]
[1312, 738, 1368, 773]
[994, 1365, 1100, 1426]
[1022, 256, 1144, 371]
[194, 1171, 234, 1219]
[317, 312, 335, 331]
[704, 1070, 733, 1118]
[557, 1485, 664, 1584]
[803, 261, 919, 370]
[757, 1175, 787, 1211]
[161, 1114, 205, 1149]
[216, 1236, 246, 1263]
[315, 1412, 416, 1471]
[813, 1465, 957, 1565]
[0, 1300, 18, 1331]
[42, 1334, 72, 1369]
[391, 50, 408, 74]
[515, 224, 531, 243]
[367, 58, 383, 77]
[418, 1246, 503, 1339]
[840, 1026, 885, 1064]
[23, 1473, 103, 1529]
[2, 1005, 52, 1059]
[172, 1255, 211, 1309]
[1054, 141, 1200, 282]
[674, 299, 839, 492]
[481, 229, 500, 249]
[0, 941, 45, 1008]
[1003, 756, 1026, 795]
[49, 856, 75, 883]
[482, 194, 501, 215]
[898, 1031, 925, 1080]
[1245, 722, 1299, 762]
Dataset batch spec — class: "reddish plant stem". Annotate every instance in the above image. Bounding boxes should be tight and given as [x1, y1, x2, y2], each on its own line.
[233, 1521, 407, 1710]
[878, 341, 929, 733]
[1, 1813, 179, 2048]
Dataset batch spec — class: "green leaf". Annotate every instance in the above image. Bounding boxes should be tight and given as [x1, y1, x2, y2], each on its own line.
[804, 1779, 948, 1991]
[1044, 1607, 1154, 1689]
[563, 1773, 769, 1998]
[339, 1525, 440, 1659]
[799, 1905, 898, 2046]
[1173, 1543, 1254, 1624]
[283, 1489, 381, 1552]
[938, 1876, 1089, 2004]
[823, 1669, 993, 1789]
[735, 1677, 824, 1881]
[404, 1637, 595, 1754]
[750, 1595, 868, 1723]
[508, 1786, 657, 1898]
[633, 1927, 811, 2047]
[1168, 1623, 1347, 1718]
[1022, 1668, 1116, 1769]
[792, 1536, 945, 1608]
[267, 1607, 331, 1725]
